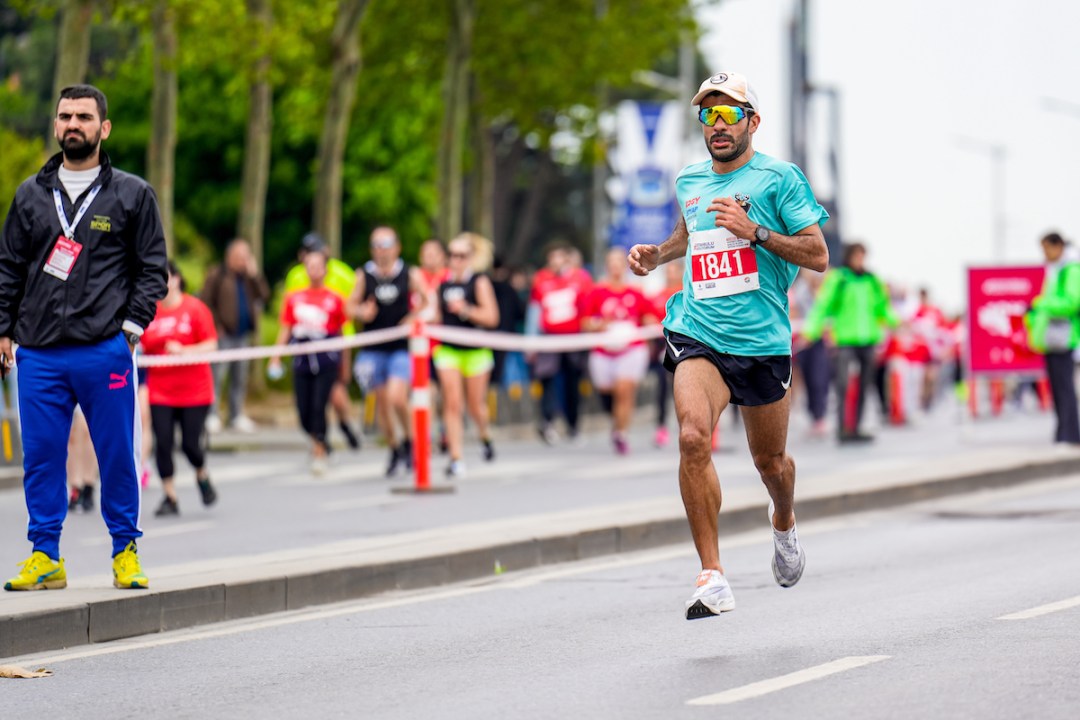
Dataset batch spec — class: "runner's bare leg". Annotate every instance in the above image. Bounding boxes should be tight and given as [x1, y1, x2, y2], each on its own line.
[674, 358, 730, 572]
[741, 391, 796, 531]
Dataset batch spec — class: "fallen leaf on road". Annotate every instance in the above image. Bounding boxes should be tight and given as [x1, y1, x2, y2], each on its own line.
[0, 665, 53, 679]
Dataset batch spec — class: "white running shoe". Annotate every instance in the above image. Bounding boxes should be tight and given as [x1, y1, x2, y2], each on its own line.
[769, 501, 806, 588]
[230, 415, 258, 433]
[684, 569, 736, 620]
[205, 415, 223, 434]
[311, 456, 328, 477]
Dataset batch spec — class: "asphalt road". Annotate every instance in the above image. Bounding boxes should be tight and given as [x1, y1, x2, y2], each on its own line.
[4, 475, 1078, 719]
[0, 405, 1054, 577]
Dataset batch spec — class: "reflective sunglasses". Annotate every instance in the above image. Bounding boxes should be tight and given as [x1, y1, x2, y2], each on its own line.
[697, 105, 754, 127]
[448, 251, 470, 260]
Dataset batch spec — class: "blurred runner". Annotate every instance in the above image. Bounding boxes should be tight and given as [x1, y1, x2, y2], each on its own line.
[803, 242, 898, 443]
[284, 233, 361, 450]
[66, 408, 96, 513]
[528, 242, 592, 444]
[790, 271, 830, 438]
[629, 72, 829, 619]
[141, 261, 219, 515]
[433, 233, 500, 477]
[910, 287, 947, 411]
[270, 250, 347, 475]
[349, 227, 425, 477]
[582, 249, 657, 454]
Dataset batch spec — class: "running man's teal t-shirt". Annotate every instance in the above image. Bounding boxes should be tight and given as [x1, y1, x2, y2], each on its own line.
[663, 152, 829, 357]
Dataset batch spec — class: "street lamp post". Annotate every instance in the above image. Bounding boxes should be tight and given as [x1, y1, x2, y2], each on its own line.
[954, 136, 1008, 263]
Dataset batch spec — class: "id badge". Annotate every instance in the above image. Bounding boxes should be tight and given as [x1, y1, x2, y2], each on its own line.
[43, 235, 84, 281]
[689, 228, 759, 300]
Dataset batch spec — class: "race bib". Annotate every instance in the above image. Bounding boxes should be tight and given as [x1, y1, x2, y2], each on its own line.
[43, 235, 84, 281]
[689, 228, 759, 299]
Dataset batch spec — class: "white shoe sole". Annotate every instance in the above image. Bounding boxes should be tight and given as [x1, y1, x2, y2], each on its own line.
[769, 501, 805, 588]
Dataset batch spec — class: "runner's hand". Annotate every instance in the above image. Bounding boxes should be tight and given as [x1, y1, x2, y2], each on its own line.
[707, 197, 754, 239]
[0, 337, 11, 379]
[628, 244, 659, 276]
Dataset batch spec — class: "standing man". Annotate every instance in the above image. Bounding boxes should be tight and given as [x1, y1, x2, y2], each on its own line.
[200, 238, 270, 433]
[802, 242, 898, 442]
[1026, 232, 1080, 444]
[349, 226, 425, 476]
[628, 72, 829, 619]
[0, 84, 167, 591]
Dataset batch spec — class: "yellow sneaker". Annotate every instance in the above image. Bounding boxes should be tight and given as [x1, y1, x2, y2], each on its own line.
[112, 541, 149, 589]
[4, 551, 67, 591]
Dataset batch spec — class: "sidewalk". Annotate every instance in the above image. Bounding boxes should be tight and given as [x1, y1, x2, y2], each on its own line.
[1, 406, 1075, 659]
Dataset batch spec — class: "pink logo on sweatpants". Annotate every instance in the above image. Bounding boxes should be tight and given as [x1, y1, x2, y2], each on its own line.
[108, 370, 130, 390]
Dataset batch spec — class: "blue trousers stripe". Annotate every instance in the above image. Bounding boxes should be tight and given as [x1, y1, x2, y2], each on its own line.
[16, 333, 142, 558]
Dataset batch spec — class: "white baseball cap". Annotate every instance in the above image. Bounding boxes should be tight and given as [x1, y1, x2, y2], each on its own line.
[691, 72, 759, 113]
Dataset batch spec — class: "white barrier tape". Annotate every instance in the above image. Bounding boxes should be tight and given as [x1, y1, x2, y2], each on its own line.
[137, 325, 410, 368]
[136, 323, 665, 368]
[425, 324, 664, 353]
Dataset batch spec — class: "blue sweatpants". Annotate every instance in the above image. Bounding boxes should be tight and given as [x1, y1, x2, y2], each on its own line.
[16, 333, 142, 559]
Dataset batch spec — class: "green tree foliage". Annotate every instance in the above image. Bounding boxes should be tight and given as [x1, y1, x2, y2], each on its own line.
[0, 127, 45, 226]
[1, 0, 697, 282]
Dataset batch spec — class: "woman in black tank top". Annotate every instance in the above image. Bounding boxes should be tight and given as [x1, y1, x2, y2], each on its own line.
[432, 234, 500, 478]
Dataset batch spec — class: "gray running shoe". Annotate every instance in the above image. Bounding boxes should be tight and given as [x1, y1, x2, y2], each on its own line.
[769, 501, 806, 588]
[685, 569, 736, 620]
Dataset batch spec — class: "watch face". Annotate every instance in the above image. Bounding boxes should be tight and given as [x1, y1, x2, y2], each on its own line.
[755, 226, 769, 243]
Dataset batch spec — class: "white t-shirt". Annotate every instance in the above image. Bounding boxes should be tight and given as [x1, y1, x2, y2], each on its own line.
[57, 165, 101, 201]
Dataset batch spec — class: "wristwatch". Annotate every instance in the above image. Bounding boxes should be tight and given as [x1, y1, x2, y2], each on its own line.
[125, 331, 141, 347]
[753, 225, 771, 246]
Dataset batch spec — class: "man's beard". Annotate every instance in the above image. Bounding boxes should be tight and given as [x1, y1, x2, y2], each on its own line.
[57, 130, 100, 161]
[707, 129, 750, 163]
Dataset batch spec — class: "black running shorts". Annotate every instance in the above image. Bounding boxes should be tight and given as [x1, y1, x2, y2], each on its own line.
[662, 330, 792, 407]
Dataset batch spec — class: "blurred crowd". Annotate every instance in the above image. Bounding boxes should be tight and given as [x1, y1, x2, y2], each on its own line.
[5, 226, 1068, 515]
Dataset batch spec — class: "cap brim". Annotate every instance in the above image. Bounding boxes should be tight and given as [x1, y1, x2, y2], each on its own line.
[692, 88, 749, 107]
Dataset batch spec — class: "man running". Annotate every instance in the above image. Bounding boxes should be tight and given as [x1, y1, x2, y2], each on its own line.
[628, 72, 829, 619]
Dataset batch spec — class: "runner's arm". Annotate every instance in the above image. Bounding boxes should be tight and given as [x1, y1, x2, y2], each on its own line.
[708, 196, 828, 272]
[628, 216, 689, 276]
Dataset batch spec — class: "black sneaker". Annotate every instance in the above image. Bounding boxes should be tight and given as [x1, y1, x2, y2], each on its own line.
[197, 477, 217, 507]
[386, 446, 402, 478]
[68, 487, 82, 512]
[80, 485, 95, 512]
[482, 438, 495, 462]
[401, 438, 414, 470]
[339, 421, 361, 450]
[155, 496, 179, 517]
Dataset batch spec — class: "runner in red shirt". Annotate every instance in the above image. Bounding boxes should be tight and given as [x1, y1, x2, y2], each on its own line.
[582, 249, 658, 454]
[528, 242, 593, 443]
[140, 261, 219, 517]
[269, 250, 347, 476]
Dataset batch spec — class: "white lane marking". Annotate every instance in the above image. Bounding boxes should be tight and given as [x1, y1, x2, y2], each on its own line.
[81, 521, 216, 547]
[14, 512, 867, 667]
[320, 495, 408, 512]
[686, 655, 892, 706]
[997, 594, 1080, 621]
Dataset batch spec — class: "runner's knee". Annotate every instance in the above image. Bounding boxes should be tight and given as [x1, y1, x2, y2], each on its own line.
[679, 421, 712, 459]
[752, 450, 786, 479]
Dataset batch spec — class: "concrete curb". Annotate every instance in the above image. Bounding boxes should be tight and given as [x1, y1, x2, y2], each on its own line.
[3, 454, 1079, 659]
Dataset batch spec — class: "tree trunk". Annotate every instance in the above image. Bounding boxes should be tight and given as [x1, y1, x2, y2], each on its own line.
[147, 0, 178, 255]
[50, 0, 96, 137]
[436, 0, 474, 242]
[237, 0, 273, 266]
[470, 99, 495, 245]
[507, 153, 553, 266]
[491, 129, 525, 256]
[313, 0, 369, 258]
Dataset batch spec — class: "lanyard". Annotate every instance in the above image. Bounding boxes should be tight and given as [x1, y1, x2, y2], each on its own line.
[53, 185, 101, 239]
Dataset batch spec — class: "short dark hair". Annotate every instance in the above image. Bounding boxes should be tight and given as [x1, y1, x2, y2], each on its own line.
[1042, 232, 1066, 247]
[166, 260, 186, 292]
[58, 84, 108, 121]
[842, 242, 866, 268]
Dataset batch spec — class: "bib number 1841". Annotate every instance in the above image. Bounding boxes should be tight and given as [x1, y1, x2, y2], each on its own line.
[689, 228, 760, 300]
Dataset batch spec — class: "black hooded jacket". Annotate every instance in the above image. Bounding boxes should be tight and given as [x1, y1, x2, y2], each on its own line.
[0, 152, 168, 347]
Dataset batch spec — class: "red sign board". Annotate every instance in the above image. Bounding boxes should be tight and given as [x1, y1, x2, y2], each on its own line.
[967, 266, 1045, 375]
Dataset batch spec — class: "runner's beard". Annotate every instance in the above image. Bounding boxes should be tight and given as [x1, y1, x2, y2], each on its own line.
[707, 129, 750, 163]
[58, 130, 100, 161]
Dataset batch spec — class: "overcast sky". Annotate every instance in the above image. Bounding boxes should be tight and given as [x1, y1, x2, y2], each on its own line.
[695, 0, 1080, 312]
